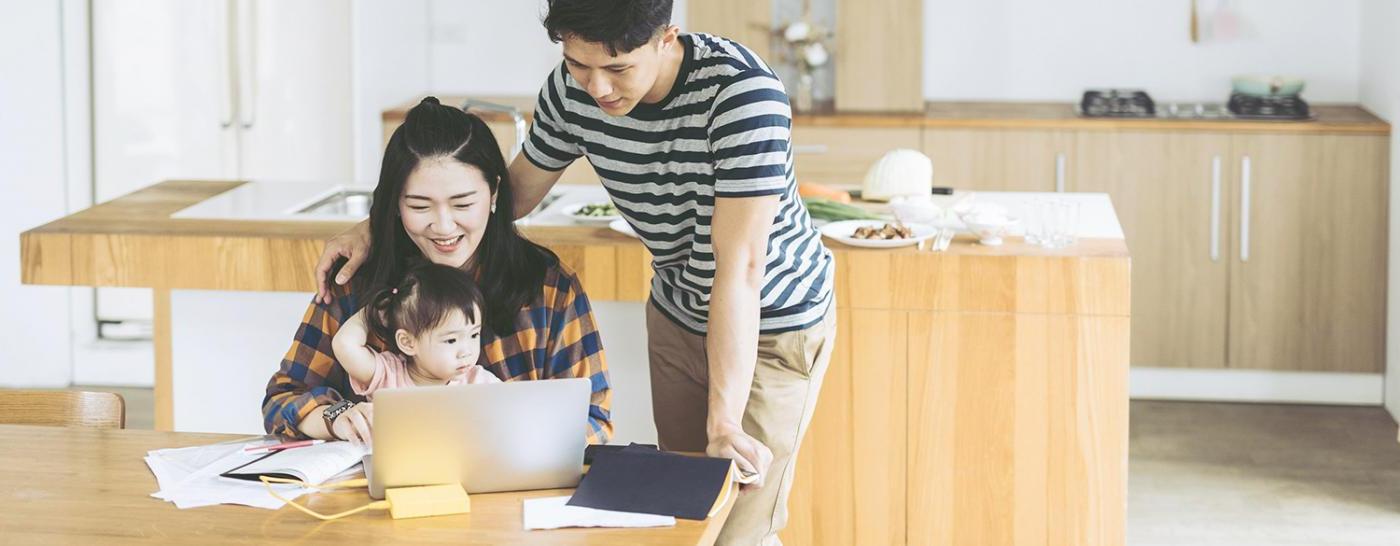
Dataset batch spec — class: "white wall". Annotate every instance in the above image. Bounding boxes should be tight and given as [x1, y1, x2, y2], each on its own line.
[409, 0, 1355, 104]
[0, 1, 75, 387]
[1360, 0, 1400, 422]
[421, 0, 687, 97]
[352, 0, 432, 184]
[923, 0, 1362, 102]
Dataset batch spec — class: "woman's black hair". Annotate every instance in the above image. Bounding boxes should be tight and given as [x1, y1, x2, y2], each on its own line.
[542, 0, 673, 55]
[364, 263, 484, 356]
[343, 96, 557, 333]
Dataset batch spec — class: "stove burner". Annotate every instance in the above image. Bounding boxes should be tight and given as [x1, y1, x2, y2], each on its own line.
[1227, 93, 1311, 120]
[1080, 89, 1156, 118]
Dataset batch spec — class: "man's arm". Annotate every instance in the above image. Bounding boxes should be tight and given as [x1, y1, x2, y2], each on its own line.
[508, 152, 567, 220]
[705, 193, 780, 489]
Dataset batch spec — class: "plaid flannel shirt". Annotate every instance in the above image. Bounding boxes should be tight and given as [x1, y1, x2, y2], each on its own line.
[262, 258, 613, 443]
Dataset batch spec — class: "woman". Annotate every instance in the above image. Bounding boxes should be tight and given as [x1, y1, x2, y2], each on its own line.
[262, 97, 612, 445]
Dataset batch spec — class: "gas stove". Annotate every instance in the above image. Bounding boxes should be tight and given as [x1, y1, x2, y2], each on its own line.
[1078, 89, 1313, 121]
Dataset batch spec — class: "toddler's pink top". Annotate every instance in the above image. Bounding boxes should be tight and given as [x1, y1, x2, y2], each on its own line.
[349, 350, 500, 399]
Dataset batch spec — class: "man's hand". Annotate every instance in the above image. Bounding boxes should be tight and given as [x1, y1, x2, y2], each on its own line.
[706, 422, 774, 492]
[330, 402, 374, 447]
[314, 220, 372, 305]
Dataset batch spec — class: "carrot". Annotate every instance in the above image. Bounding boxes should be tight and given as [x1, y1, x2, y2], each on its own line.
[798, 182, 852, 204]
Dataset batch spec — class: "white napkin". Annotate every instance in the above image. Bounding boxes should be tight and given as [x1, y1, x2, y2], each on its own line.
[522, 495, 675, 530]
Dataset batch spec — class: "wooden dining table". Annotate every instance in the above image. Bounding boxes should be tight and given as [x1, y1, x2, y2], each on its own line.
[0, 424, 732, 544]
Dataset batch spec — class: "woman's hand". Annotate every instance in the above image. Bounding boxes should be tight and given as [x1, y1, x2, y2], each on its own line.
[331, 402, 374, 447]
[315, 220, 372, 305]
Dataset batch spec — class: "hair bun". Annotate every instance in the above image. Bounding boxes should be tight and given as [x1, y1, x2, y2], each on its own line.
[421, 96, 441, 106]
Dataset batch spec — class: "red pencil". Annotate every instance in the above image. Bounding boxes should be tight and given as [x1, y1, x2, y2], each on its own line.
[243, 439, 325, 454]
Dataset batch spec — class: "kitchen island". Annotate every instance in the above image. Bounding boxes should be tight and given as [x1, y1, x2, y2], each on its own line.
[22, 179, 1130, 546]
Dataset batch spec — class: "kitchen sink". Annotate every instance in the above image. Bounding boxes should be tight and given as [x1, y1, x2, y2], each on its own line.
[295, 189, 373, 217]
[170, 180, 584, 224]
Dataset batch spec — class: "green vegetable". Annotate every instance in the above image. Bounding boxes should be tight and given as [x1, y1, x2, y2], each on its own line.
[574, 202, 619, 217]
[803, 197, 882, 221]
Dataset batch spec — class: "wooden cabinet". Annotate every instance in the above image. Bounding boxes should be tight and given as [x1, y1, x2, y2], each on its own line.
[1073, 131, 1232, 369]
[904, 312, 1129, 546]
[1073, 130, 1389, 373]
[688, 0, 922, 113]
[834, 0, 923, 112]
[685, 0, 772, 61]
[779, 249, 1131, 546]
[783, 308, 907, 545]
[791, 126, 921, 185]
[922, 129, 1074, 192]
[1226, 134, 1389, 373]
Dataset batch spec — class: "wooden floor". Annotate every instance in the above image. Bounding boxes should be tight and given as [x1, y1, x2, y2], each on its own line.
[78, 388, 1400, 544]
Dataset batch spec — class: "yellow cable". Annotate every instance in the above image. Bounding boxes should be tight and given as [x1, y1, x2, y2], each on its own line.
[260, 476, 387, 521]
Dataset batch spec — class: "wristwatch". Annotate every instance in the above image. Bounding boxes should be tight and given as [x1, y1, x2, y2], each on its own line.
[322, 399, 355, 440]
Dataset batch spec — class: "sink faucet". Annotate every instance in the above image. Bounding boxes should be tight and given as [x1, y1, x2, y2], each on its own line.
[461, 98, 527, 160]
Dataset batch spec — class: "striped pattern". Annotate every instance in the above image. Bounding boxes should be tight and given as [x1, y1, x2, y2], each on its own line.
[262, 259, 613, 444]
[524, 33, 834, 334]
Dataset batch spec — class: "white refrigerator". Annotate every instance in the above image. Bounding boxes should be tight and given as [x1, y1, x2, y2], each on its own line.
[90, 0, 354, 333]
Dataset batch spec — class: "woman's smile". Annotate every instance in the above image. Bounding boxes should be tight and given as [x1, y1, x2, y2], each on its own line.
[430, 234, 465, 253]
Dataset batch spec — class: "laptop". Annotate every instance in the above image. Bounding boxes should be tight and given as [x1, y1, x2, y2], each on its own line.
[366, 378, 591, 498]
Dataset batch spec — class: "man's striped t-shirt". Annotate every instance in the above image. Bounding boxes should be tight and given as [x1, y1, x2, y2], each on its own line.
[522, 33, 833, 335]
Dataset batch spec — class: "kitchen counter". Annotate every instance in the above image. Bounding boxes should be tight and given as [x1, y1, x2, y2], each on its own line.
[21, 179, 1131, 546]
[21, 180, 1130, 292]
[385, 95, 1390, 135]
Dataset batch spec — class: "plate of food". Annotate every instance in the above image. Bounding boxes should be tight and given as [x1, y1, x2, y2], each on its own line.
[561, 201, 622, 224]
[818, 220, 937, 249]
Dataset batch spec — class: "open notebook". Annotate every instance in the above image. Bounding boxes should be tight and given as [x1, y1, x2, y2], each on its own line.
[220, 441, 368, 486]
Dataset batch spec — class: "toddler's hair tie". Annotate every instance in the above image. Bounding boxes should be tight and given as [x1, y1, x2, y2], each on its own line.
[391, 288, 398, 295]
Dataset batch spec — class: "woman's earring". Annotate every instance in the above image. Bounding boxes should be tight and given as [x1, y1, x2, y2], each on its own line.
[490, 202, 497, 213]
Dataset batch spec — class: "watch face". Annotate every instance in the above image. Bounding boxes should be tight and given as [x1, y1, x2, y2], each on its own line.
[326, 400, 351, 416]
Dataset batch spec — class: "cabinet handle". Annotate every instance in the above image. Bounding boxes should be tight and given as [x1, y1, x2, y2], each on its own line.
[1239, 156, 1251, 263]
[219, 0, 236, 128]
[237, 0, 257, 129]
[1210, 155, 1221, 262]
[1055, 153, 1066, 192]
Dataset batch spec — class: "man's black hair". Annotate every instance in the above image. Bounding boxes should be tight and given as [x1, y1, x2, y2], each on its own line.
[543, 0, 673, 56]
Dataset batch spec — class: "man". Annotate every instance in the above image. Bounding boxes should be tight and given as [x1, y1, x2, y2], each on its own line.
[316, 1, 834, 542]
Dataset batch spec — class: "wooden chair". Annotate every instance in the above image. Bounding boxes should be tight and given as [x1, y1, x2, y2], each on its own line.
[0, 390, 126, 429]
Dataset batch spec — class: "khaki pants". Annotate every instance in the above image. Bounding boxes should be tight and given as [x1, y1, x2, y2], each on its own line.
[647, 301, 836, 546]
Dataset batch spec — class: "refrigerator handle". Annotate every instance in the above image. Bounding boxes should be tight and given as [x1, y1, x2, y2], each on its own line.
[219, 0, 236, 128]
[237, 0, 257, 129]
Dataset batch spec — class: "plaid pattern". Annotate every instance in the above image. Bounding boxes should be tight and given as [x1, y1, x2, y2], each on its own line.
[262, 259, 613, 443]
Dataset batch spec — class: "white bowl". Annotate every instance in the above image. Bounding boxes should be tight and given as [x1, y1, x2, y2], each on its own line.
[889, 195, 948, 226]
[963, 216, 1016, 246]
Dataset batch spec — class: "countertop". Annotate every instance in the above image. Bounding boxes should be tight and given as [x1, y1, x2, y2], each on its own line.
[384, 96, 1390, 135]
[21, 180, 1129, 295]
[24, 180, 1127, 256]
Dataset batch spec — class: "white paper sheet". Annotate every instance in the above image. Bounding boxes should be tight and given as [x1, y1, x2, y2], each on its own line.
[522, 495, 676, 530]
[144, 437, 317, 510]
